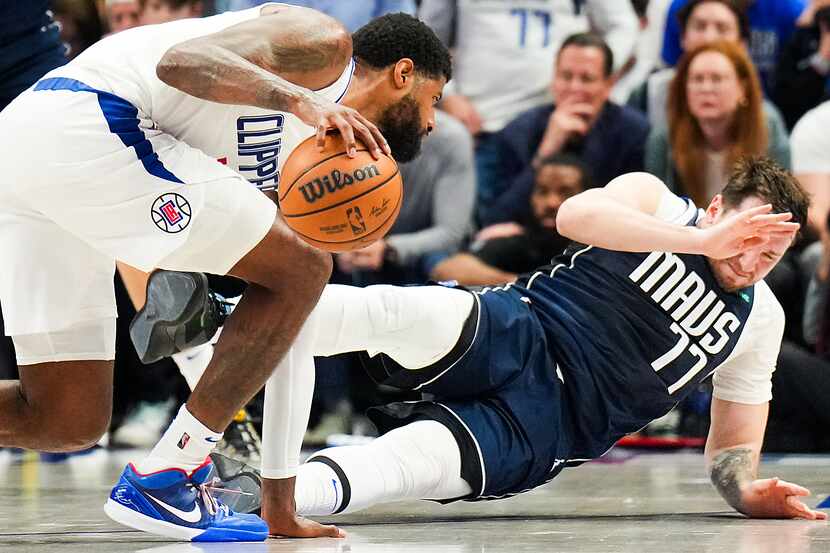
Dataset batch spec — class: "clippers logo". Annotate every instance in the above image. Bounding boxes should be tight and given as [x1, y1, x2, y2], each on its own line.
[347, 206, 366, 235]
[152, 193, 191, 234]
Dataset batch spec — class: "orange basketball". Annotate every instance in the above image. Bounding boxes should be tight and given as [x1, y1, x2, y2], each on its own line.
[278, 132, 403, 253]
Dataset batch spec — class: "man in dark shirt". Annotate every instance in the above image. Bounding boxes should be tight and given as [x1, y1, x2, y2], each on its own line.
[476, 32, 649, 227]
[432, 153, 587, 285]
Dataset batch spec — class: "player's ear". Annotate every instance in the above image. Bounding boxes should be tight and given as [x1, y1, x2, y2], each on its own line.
[705, 194, 724, 221]
[393, 58, 415, 90]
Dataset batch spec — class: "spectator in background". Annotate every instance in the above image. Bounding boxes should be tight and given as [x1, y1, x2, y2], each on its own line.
[52, 0, 105, 56]
[611, 0, 673, 104]
[0, 1, 68, 380]
[477, 32, 649, 227]
[335, 111, 475, 286]
[140, 0, 203, 24]
[221, 0, 415, 31]
[628, 0, 751, 129]
[421, 0, 637, 141]
[431, 154, 587, 286]
[646, 41, 790, 206]
[774, 0, 830, 129]
[102, 0, 140, 34]
[791, 100, 830, 241]
[660, 0, 806, 95]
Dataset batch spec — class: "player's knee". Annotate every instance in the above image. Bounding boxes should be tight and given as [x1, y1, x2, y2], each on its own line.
[36, 407, 110, 452]
[364, 285, 409, 332]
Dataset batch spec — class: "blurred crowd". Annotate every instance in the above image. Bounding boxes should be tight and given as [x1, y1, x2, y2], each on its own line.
[2, 0, 830, 457]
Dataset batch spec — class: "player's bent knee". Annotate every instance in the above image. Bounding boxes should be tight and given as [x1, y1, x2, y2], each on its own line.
[36, 404, 111, 452]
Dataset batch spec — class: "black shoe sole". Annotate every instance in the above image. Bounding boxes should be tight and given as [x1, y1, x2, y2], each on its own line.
[129, 271, 212, 364]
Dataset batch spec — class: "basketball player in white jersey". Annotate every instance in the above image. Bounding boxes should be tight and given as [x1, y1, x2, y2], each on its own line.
[0, 5, 450, 542]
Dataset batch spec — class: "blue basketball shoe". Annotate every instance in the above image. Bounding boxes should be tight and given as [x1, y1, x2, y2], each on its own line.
[104, 459, 268, 542]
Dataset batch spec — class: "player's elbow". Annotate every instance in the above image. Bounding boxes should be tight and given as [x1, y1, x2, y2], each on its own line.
[555, 196, 586, 239]
[156, 46, 185, 86]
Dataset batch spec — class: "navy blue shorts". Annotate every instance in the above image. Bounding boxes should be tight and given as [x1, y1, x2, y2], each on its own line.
[367, 287, 573, 501]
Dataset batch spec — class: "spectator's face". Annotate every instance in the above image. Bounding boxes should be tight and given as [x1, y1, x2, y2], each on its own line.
[686, 51, 745, 124]
[681, 2, 741, 52]
[705, 195, 792, 291]
[108, 1, 141, 33]
[552, 46, 611, 122]
[141, 0, 202, 25]
[531, 164, 584, 231]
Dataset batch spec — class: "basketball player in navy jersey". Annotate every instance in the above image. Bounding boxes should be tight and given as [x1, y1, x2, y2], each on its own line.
[145, 158, 826, 533]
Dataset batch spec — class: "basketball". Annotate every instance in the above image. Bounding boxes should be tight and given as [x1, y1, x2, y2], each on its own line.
[278, 131, 403, 253]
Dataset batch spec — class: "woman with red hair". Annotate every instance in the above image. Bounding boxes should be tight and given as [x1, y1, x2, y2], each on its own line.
[645, 40, 790, 206]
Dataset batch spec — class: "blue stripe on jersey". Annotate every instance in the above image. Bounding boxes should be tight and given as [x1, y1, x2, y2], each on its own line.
[33, 77, 183, 184]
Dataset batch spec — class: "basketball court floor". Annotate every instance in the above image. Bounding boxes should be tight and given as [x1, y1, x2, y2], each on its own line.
[1, 448, 828, 553]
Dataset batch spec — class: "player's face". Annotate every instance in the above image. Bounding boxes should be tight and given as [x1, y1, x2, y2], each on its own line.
[531, 164, 584, 231]
[686, 51, 745, 124]
[376, 76, 444, 163]
[108, 2, 141, 33]
[141, 0, 201, 25]
[706, 196, 793, 292]
[681, 2, 742, 52]
[552, 46, 611, 121]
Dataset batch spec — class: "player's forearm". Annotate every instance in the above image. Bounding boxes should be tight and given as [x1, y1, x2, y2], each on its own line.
[708, 447, 757, 514]
[157, 42, 311, 112]
[431, 254, 516, 286]
[556, 190, 702, 254]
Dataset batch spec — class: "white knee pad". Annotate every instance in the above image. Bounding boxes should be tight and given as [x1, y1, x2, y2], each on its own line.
[11, 317, 116, 365]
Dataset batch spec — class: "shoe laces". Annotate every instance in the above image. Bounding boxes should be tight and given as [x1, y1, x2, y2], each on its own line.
[191, 477, 231, 517]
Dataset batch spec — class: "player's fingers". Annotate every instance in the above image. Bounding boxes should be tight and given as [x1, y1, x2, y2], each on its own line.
[347, 114, 380, 160]
[316, 121, 328, 151]
[749, 212, 793, 225]
[786, 496, 818, 519]
[752, 477, 779, 492]
[778, 480, 811, 496]
[332, 114, 357, 158]
[353, 112, 389, 157]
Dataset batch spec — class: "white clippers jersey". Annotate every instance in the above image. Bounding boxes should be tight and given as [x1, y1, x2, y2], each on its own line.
[43, 4, 354, 191]
[421, 0, 637, 132]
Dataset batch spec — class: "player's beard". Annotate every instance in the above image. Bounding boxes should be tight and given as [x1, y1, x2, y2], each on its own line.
[376, 94, 426, 163]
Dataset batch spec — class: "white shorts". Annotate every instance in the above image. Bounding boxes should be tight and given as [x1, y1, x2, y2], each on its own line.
[0, 80, 277, 339]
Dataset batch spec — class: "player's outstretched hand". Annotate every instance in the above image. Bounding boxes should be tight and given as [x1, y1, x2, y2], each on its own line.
[267, 513, 347, 539]
[740, 477, 828, 520]
[698, 204, 800, 260]
[295, 92, 390, 160]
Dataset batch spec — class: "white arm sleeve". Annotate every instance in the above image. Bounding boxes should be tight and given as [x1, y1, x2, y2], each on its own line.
[711, 281, 783, 405]
[260, 312, 320, 479]
[654, 190, 700, 224]
[585, 0, 639, 72]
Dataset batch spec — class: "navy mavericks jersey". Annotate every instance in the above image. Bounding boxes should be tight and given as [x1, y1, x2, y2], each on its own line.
[509, 199, 783, 460]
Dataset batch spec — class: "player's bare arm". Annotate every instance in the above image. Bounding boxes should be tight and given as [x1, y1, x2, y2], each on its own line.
[705, 398, 827, 520]
[556, 172, 800, 257]
[156, 5, 388, 157]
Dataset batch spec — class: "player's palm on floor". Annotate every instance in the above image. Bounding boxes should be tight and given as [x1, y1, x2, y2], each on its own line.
[740, 477, 828, 520]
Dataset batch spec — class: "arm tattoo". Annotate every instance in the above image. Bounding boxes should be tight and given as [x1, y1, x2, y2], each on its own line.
[710, 448, 754, 513]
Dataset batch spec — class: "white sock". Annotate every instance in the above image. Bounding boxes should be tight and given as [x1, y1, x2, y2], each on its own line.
[294, 420, 472, 515]
[138, 404, 223, 474]
[172, 342, 215, 391]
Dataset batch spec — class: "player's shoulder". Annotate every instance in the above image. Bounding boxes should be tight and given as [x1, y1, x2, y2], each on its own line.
[752, 280, 786, 321]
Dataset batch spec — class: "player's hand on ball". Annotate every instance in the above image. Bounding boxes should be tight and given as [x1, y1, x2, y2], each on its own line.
[295, 91, 390, 159]
[739, 477, 828, 520]
[698, 204, 800, 260]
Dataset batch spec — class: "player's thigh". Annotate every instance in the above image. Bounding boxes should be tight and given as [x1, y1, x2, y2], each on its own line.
[0, 197, 117, 340]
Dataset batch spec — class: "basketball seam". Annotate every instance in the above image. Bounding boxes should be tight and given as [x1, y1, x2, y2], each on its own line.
[279, 145, 371, 201]
[287, 178, 402, 245]
[282, 168, 400, 218]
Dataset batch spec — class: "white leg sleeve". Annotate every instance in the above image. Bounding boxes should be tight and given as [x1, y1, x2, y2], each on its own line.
[171, 341, 215, 391]
[295, 420, 473, 515]
[312, 284, 474, 368]
[260, 284, 473, 479]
